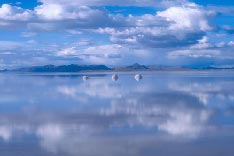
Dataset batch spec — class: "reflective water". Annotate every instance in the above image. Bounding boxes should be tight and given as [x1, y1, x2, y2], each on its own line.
[0, 71, 234, 156]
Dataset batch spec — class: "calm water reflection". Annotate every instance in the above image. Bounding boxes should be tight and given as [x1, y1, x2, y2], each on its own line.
[0, 72, 234, 156]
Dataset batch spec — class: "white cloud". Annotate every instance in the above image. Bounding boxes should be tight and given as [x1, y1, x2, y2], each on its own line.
[0, 51, 15, 55]
[168, 49, 221, 59]
[169, 82, 221, 105]
[35, 4, 64, 20]
[57, 86, 77, 97]
[0, 4, 32, 21]
[159, 110, 209, 137]
[34, 4, 107, 22]
[27, 39, 37, 44]
[0, 1, 233, 67]
[36, 124, 65, 153]
[57, 81, 124, 99]
[100, 90, 212, 138]
[0, 126, 12, 141]
[57, 47, 77, 57]
[216, 42, 226, 48]
[0, 4, 33, 29]
[56, 44, 124, 64]
[157, 3, 212, 32]
[228, 41, 234, 46]
[0, 41, 22, 50]
[66, 29, 82, 34]
[0, 2, 215, 50]
[38, 0, 185, 7]
[94, 3, 213, 48]
[80, 44, 124, 64]
[191, 36, 213, 49]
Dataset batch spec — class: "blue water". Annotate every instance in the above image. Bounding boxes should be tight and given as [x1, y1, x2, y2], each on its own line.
[0, 71, 234, 156]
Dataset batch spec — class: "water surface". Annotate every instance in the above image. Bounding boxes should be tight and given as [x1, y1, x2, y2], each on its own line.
[0, 71, 234, 156]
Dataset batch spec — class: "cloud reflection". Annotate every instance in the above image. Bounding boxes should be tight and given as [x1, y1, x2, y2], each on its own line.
[0, 72, 233, 156]
[0, 126, 12, 141]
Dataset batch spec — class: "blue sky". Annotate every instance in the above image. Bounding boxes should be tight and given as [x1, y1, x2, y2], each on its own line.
[0, 0, 234, 68]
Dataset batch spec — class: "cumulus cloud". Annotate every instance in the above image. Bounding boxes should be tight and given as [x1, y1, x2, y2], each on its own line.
[35, 3, 64, 20]
[0, 4, 32, 21]
[0, 3, 125, 31]
[0, 4, 33, 29]
[94, 2, 213, 48]
[0, 2, 212, 47]
[34, 4, 106, 21]
[157, 3, 212, 31]
[0, 1, 217, 53]
[0, 0, 233, 67]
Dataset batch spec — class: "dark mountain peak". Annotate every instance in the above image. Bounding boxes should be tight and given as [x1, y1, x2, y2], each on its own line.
[43, 65, 55, 67]
[132, 63, 141, 66]
[126, 63, 149, 70]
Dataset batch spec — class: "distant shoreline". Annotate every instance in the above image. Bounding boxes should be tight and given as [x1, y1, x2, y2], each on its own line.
[1, 69, 234, 74]
[1, 63, 234, 73]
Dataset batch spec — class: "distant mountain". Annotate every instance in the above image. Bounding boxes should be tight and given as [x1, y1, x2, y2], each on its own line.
[200, 66, 234, 70]
[114, 63, 149, 71]
[185, 66, 234, 70]
[10, 63, 151, 72]
[4, 64, 234, 73]
[126, 63, 149, 70]
[113, 63, 149, 71]
[15, 64, 111, 72]
[147, 65, 189, 70]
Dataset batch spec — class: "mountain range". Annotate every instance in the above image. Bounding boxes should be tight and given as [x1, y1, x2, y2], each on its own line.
[0, 63, 234, 73]
[13, 64, 111, 72]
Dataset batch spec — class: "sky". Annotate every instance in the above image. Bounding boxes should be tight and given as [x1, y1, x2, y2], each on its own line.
[0, 0, 234, 68]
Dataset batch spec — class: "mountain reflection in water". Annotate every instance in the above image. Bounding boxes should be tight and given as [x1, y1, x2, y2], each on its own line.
[0, 72, 234, 156]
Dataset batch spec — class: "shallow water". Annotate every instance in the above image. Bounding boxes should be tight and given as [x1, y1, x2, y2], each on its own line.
[0, 71, 234, 156]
